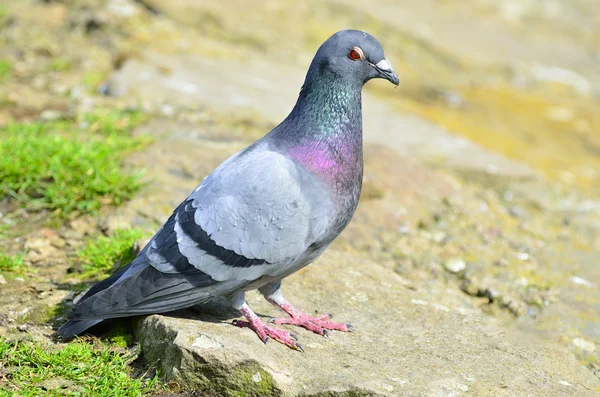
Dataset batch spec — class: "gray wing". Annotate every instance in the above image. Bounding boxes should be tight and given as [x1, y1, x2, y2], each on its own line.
[65, 207, 242, 321]
[159, 143, 334, 282]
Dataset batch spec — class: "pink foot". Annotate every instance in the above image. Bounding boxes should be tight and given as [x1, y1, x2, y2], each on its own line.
[234, 303, 304, 351]
[270, 304, 355, 337]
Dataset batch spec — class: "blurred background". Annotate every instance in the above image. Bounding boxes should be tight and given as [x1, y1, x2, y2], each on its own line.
[0, 0, 599, 395]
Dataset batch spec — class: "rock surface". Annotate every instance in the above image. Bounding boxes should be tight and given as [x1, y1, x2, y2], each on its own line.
[134, 250, 599, 396]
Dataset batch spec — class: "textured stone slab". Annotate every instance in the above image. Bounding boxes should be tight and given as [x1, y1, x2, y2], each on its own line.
[134, 250, 600, 396]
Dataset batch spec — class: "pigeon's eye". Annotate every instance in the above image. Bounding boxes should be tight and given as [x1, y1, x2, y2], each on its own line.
[348, 47, 364, 61]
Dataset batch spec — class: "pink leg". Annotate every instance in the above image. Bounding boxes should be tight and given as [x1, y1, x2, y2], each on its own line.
[233, 302, 304, 352]
[267, 293, 355, 336]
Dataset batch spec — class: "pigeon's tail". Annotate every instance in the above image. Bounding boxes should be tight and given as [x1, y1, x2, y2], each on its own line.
[57, 319, 103, 339]
[57, 244, 222, 338]
[56, 255, 142, 339]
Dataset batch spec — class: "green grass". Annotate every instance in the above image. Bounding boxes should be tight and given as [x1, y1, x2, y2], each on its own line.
[0, 59, 12, 81]
[0, 110, 149, 217]
[48, 58, 73, 72]
[80, 108, 146, 135]
[0, 338, 163, 396]
[77, 228, 150, 279]
[0, 252, 26, 272]
[83, 71, 106, 92]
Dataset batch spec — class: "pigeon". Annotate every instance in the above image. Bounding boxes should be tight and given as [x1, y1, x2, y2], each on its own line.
[58, 29, 399, 351]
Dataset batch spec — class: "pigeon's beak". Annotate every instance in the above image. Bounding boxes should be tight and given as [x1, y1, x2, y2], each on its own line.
[371, 58, 399, 86]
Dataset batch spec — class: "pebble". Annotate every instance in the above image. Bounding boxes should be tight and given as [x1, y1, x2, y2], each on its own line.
[570, 276, 595, 288]
[0, 274, 6, 285]
[40, 109, 63, 121]
[51, 238, 67, 248]
[444, 258, 466, 274]
[558, 380, 572, 386]
[432, 231, 447, 243]
[70, 218, 97, 236]
[516, 252, 529, 261]
[572, 337, 596, 352]
[397, 225, 410, 234]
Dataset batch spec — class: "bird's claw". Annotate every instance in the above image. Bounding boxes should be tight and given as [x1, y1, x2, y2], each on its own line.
[234, 317, 303, 351]
[271, 312, 353, 335]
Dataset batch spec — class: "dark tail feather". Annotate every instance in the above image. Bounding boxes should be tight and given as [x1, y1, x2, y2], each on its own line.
[58, 249, 220, 335]
[57, 258, 139, 338]
[57, 319, 103, 339]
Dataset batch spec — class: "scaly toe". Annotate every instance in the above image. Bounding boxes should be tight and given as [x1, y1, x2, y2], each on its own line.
[261, 325, 303, 351]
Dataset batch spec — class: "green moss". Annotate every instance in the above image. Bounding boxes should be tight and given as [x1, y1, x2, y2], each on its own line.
[104, 323, 134, 348]
[0, 110, 150, 216]
[230, 364, 277, 397]
[0, 337, 163, 396]
[76, 228, 150, 279]
[175, 360, 280, 396]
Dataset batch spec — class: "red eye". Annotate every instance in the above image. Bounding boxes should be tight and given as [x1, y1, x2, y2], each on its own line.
[348, 47, 363, 61]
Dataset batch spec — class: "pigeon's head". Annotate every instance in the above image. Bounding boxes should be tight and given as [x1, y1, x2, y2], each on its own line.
[308, 29, 399, 87]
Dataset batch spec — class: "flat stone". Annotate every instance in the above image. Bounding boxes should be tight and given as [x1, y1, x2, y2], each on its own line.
[134, 250, 600, 396]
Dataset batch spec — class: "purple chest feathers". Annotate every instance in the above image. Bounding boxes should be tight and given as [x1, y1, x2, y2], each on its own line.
[288, 139, 363, 193]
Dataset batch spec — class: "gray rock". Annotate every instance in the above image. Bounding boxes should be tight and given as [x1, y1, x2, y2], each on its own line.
[133, 250, 600, 396]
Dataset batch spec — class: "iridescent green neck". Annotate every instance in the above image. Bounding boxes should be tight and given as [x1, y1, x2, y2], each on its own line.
[270, 74, 364, 189]
[284, 75, 363, 141]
